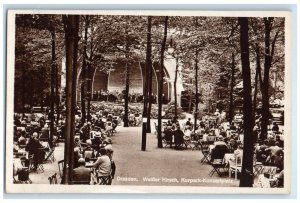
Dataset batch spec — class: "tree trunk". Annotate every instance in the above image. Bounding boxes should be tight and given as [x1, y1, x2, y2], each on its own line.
[49, 29, 56, 149]
[87, 63, 91, 122]
[228, 53, 235, 124]
[260, 17, 273, 141]
[194, 50, 199, 133]
[86, 17, 91, 122]
[189, 91, 192, 113]
[124, 61, 129, 127]
[81, 17, 89, 124]
[146, 17, 153, 133]
[40, 92, 44, 112]
[142, 16, 152, 150]
[238, 17, 254, 187]
[62, 14, 79, 185]
[253, 45, 261, 123]
[21, 68, 25, 117]
[55, 63, 60, 122]
[69, 15, 80, 184]
[157, 16, 168, 148]
[81, 82, 86, 124]
[174, 57, 179, 119]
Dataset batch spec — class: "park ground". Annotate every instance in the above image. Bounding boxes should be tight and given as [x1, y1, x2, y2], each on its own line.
[26, 118, 240, 187]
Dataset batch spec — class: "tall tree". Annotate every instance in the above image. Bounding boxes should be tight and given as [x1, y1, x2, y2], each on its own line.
[260, 17, 281, 140]
[80, 16, 89, 124]
[62, 14, 80, 184]
[157, 16, 168, 148]
[146, 17, 153, 133]
[238, 17, 254, 187]
[142, 16, 152, 148]
[174, 57, 179, 118]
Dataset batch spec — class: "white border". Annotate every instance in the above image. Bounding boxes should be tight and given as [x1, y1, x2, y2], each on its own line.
[5, 9, 292, 194]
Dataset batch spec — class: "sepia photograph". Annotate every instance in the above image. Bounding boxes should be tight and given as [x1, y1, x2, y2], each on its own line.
[5, 10, 292, 194]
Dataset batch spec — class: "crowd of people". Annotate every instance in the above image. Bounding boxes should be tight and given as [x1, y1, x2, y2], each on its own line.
[13, 104, 121, 184]
[12, 100, 285, 188]
[159, 110, 284, 187]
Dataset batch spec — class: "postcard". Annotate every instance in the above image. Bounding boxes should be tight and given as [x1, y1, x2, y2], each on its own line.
[6, 10, 291, 194]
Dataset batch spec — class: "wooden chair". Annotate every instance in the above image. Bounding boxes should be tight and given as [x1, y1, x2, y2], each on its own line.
[229, 155, 243, 180]
[199, 141, 211, 164]
[58, 160, 65, 179]
[48, 173, 58, 184]
[34, 148, 46, 173]
[44, 146, 56, 162]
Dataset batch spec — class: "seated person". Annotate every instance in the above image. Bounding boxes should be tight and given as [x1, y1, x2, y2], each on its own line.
[183, 126, 192, 141]
[275, 170, 284, 188]
[210, 144, 228, 162]
[83, 139, 94, 159]
[185, 118, 192, 127]
[97, 119, 105, 130]
[233, 143, 243, 158]
[25, 132, 45, 171]
[275, 135, 284, 148]
[74, 136, 82, 148]
[103, 138, 113, 151]
[166, 120, 172, 127]
[174, 127, 184, 150]
[214, 136, 227, 147]
[93, 148, 112, 177]
[272, 122, 279, 132]
[202, 129, 210, 142]
[266, 142, 283, 157]
[72, 158, 91, 183]
[18, 134, 27, 146]
[268, 135, 276, 146]
[80, 122, 91, 143]
[163, 126, 174, 144]
[112, 117, 118, 129]
[105, 122, 113, 132]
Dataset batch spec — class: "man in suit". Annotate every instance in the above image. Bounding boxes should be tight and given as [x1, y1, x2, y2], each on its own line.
[25, 132, 45, 170]
[72, 158, 91, 183]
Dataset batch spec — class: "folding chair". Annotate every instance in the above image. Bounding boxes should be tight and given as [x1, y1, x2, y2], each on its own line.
[191, 138, 202, 151]
[97, 175, 112, 185]
[253, 154, 263, 176]
[44, 146, 56, 162]
[39, 129, 49, 142]
[183, 138, 193, 149]
[200, 141, 211, 164]
[48, 173, 58, 184]
[34, 149, 46, 173]
[208, 145, 228, 177]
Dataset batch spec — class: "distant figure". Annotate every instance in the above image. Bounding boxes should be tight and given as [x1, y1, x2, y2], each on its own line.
[80, 122, 91, 142]
[185, 118, 192, 127]
[272, 122, 279, 132]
